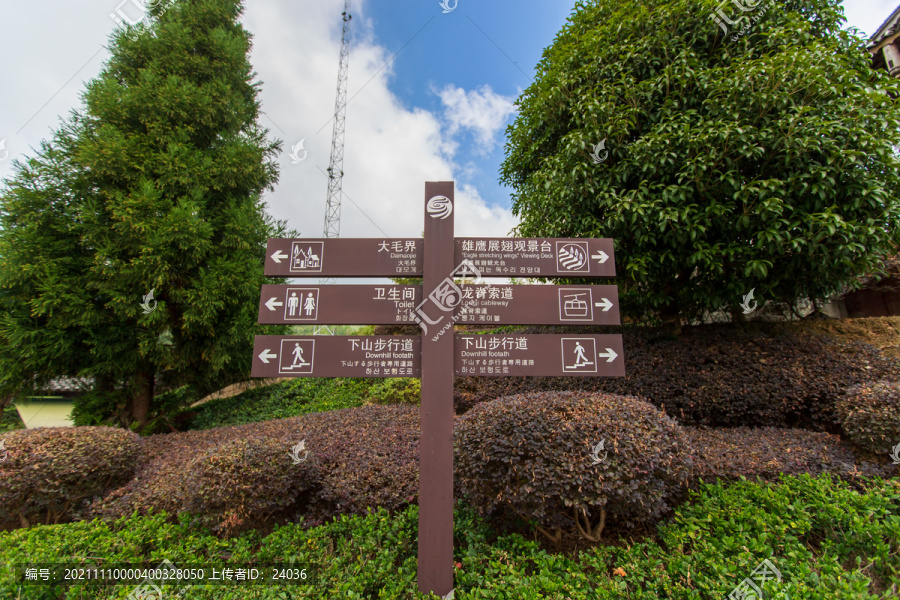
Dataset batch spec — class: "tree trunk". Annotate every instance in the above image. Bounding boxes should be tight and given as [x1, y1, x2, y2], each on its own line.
[130, 370, 154, 428]
[0, 393, 11, 423]
[659, 301, 682, 336]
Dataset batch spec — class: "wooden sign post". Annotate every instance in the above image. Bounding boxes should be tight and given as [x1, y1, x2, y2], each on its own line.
[253, 182, 625, 599]
[418, 181, 456, 596]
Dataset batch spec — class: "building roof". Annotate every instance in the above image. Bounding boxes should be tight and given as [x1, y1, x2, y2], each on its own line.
[870, 3, 900, 48]
[43, 377, 93, 393]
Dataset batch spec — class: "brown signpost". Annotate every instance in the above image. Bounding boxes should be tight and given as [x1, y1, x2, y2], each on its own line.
[257, 284, 421, 325]
[250, 335, 421, 378]
[252, 181, 624, 599]
[263, 238, 423, 277]
[454, 284, 620, 326]
[257, 283, 619, 326]
[455, 237, 615, 277]
[455, 334, 624, 377]
[418, 182, 455, 597]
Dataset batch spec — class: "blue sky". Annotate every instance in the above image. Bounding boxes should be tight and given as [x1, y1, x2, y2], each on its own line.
[0, 0, 897, 248]
[354, 0, 573, 209]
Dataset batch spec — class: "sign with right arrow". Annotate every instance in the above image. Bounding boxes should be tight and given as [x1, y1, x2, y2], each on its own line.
[455, 237, 615, 277]
[454, 334, 624, 377]
[454, 284, 619, 326]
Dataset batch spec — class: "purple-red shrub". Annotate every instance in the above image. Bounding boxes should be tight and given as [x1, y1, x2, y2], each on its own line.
[92, 404, 420, 534]
[684, 425, 895, 489]
[454, 391, 694, 541]
[835, 380, 900, 454]
[453, 323, 900, 430]
[0, 426, 142, 527]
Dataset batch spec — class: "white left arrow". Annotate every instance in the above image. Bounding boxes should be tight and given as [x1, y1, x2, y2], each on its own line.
[270, 250, 288, 263]
[598, 348, 618, 363]
[594, 298, 613, 312]
[591, 250, 609, 264]
[258, 349, 277, 363]
[265, 297, 284, 311]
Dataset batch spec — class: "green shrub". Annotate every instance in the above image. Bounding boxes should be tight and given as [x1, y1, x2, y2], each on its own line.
[3, 475, 898, 599]
[455, 391, 694, 542]
[368, 378, 421, 405]
[836, 380, 900, 454]
[0, 426, 142, 527]
[189, 378, 376, 430]
[0, 404, 24, 432]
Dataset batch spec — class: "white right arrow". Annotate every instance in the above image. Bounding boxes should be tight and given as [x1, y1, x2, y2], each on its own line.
[258, 349, 277, 364]
[270, 250, 288, 263]
[265, 297, 284, 311]
[598, 348, 618, 362]
[591, 250, 609, 264]
[594, 298, 613, 312]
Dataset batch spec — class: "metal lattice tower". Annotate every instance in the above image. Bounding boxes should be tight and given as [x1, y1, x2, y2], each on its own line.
[316, 0, 351, 336]
[323, 1, 351, 241]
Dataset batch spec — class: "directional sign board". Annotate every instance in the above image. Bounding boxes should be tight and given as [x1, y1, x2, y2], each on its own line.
[455, 238, 615, 277]
[264, 238, 423, 277]
[253, 183, 625, 599]
[257, 284, 619, 326]
[455, 334, 625, 377]
[455, 284, 620, 326]
[257, 284, 421, 325]
[251, 335, 421, 378]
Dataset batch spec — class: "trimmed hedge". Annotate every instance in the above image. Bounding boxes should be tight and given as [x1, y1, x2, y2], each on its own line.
[0, 426, 142, 527]
[92, 404, 420, 534]
[183, 436, 327, 535]
[684, 425, 895, 489]
[455, 391, 694, 541]
[452, 323, 900, 429]
[836, 380, 900, 454]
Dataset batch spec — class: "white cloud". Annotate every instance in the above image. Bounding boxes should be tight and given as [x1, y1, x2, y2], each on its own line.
[435, 84, 516, 151]
[1, 0, 518, 254]
[241, 0, 518, 248]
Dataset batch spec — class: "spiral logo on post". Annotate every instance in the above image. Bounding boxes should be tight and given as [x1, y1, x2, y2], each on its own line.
[427, 195, 453, 219]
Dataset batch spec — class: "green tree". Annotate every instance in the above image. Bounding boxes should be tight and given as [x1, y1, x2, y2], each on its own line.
[0, 0, 291, 429]
[500, 0, 900, 328]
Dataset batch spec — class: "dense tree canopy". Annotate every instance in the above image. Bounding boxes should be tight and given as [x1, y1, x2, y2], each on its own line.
[500, 0, 900, 326]
[0, 0, 291, 428]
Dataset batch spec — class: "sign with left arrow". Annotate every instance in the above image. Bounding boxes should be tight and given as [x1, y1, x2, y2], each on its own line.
[252, 335, 421, 378]
[257, 284, 421, 325]
[264, 238, 423, 277]
[257, 284, 620, 326]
